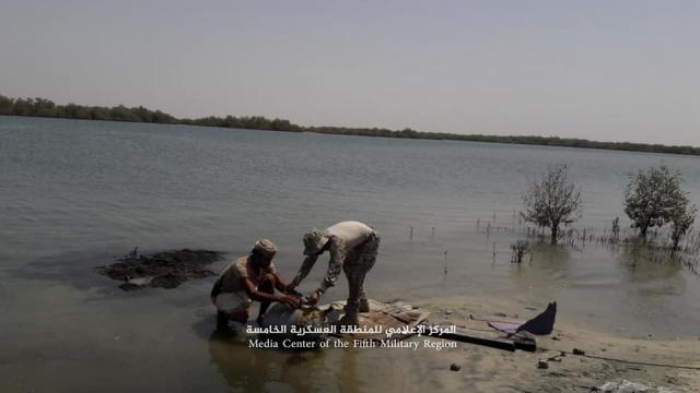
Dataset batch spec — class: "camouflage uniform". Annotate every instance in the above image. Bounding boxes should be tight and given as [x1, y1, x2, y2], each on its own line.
[292, 222, 379, 321]
[341, 233, 380, 319]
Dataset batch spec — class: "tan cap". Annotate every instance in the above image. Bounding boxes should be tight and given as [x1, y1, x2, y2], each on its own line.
[303, 228, 329, 256]
[253, 239, 277, 257]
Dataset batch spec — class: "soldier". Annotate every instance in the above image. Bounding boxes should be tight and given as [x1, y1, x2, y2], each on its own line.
[288, 221, 380, 326]
[210, 239, 299, 331]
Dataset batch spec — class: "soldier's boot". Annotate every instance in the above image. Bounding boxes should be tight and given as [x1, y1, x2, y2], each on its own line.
[338, 312, 360, 327]
[339, 297, 361, 326]
[359, 298, 370, 313]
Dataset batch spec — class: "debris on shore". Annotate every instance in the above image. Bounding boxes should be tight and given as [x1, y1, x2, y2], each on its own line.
[97, 248, 224, 290]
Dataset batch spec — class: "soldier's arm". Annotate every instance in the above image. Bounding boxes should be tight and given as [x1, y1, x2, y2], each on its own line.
[317, 239, 345, 294]
[290, 253, 319, 288]
[242, 277, 277, 302]
[271, 273, 291, 293]
[243, 278, 299, 308]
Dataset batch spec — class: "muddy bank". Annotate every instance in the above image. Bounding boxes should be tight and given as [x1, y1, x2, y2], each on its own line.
[97, 249, 224, 290]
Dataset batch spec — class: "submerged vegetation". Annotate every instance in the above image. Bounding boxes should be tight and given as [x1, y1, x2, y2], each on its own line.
[510, 240, 531, 264]
[493, 163, 698, 275]
[2, 93, 700, 155]
[521, 164, 582, 244]
[624, 165, 696, 247]
[515, 164, 697, 251]
[480, 216, 700, 277]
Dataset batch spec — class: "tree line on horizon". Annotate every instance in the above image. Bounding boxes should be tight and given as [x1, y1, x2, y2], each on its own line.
[0, 94, 300, 132]
[1, 93, 699, 156]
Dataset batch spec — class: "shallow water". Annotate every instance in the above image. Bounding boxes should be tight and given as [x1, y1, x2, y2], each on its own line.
[1, 116, 699, 392]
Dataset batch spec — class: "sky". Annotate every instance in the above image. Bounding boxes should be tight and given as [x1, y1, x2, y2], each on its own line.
[1, 0, 698, 146]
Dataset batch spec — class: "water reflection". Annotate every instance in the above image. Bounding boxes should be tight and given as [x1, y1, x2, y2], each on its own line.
[616, 242, 683, 283]
[530, 242, 573, 269]
[208, 331, 331, 392]
[509, 241, 573, 280]
[337, 347, 360, 393]
[208, 328, 376, 393]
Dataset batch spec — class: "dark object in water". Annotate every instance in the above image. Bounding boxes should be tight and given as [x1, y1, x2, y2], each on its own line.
[487, 302, 557, 336]
[450, 363, 461, 371]
[97, 249, 224, 290]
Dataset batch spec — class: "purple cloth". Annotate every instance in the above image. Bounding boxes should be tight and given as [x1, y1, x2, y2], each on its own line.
[487, 321, 522, 334]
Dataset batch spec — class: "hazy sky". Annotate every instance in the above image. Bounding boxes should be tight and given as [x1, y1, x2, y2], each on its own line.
[1, 1, 698, 145]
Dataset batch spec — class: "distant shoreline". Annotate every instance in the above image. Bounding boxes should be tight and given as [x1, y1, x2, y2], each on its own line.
[2, 93, 699, 156]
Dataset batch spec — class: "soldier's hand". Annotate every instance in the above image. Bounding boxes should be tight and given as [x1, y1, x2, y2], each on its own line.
[278, 295, 301, 309]
[308, 290, 321, 306]
[284, 282, 297, 294]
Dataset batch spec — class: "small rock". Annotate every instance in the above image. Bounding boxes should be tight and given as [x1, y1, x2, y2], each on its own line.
[537, 360, 549, 369]
[127, 276, 153, 286]
[444, 310, 453, 315]
[573, 348, 585, 356]
[551, 336, 561, 341]
[495, 312, 507, 317]
[450, 363, 461, 371]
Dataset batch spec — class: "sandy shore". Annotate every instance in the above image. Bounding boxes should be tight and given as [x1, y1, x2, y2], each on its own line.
[386, 296, 700, 392]
[210, 295, 700, 392]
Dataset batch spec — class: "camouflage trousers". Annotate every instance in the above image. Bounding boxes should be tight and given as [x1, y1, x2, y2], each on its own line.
[342, 232, 380, 318]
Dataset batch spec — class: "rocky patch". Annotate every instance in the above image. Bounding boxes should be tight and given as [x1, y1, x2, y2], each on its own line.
[97, 248, 224, 290]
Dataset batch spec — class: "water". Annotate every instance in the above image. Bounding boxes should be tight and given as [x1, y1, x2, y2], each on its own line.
[1, 116, 699, 392]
